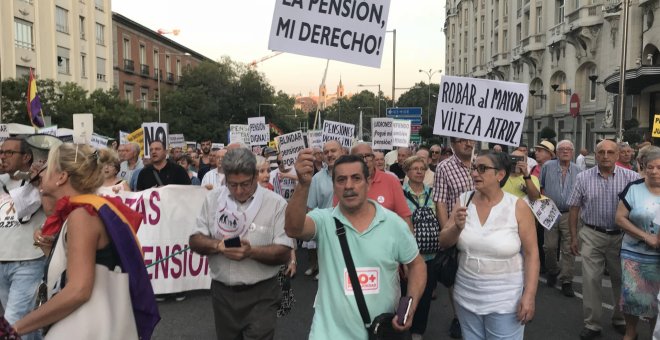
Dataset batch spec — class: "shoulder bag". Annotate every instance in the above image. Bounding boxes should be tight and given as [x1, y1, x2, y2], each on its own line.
[402, 189, 440, 254]
[333, 218, 411, 340]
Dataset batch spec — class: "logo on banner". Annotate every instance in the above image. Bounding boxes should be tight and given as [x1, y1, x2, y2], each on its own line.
[214, 203, 248, 239]
[344, 267, 380, 295]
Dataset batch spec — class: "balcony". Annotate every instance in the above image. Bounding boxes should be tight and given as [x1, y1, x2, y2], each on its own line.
[494, 53, 509, 67]
[154, 68, 161, 80]
[123, 59, 134, 72]
[566, 4, 603, 29]
[166, 72, 174, 83]
[140, 64, 149, 77]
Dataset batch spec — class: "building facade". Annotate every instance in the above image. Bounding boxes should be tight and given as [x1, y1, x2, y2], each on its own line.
[444, 0, 659, 151]
[112, 12, 210, 109]
[0, 0, 113, 91]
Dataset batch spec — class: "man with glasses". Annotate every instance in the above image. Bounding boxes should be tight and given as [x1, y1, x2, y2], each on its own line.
[433, 136, 476, 339]
[540, 140, 581, 297]
[118, 142, 143, 190]
[190, 147, 294, 340]
[429, 144, 442, 172]
[0, 137, 47, 340]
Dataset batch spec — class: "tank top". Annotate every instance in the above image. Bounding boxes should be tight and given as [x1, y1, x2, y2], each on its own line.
[453, 191, 524, 315]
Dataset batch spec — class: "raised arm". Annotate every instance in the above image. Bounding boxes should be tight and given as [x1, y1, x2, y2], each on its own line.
[285, 148, 318, 241]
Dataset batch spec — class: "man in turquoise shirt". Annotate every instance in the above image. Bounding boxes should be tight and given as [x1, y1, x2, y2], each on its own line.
[286, 150, 426, 339]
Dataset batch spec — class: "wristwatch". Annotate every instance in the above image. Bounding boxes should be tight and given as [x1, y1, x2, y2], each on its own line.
[523, 175, 531, 180]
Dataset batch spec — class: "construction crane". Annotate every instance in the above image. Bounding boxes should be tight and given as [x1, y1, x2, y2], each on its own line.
[249, 51, 284, 68]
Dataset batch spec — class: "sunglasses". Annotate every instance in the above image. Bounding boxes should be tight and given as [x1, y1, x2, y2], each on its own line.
[471, 164, 498, 174]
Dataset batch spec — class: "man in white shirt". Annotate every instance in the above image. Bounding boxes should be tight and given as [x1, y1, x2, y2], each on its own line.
[576, 148, 588, 171]
[118, 142, 144, 190]
[202, 149, 227, 190]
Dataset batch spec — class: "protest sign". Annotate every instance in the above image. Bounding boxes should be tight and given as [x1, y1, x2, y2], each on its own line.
[142, 123, 168, 158]
[307, 130, 323, 149]
[72, 113, 93, 144]
[185, 141, 197, 152]
[0, 124, 8, 143]
[433, 76, 528, 147]
[371, 118, 393, 150]
[100, 185, 211, 294]
[38, 125, 58, 137]
[322, 120, 354, 148]
[127, 127, 145, 158]
[229, 124, 251, 145]
[268, 0, 392, 68]
[169, 134, 185, 148]
[653, 115, 660, 138]
[90, 134, 108, 149]
[212, 143, 225, 150]
[392, 120, 411, 147]
[119, 130, 129, 145]
[278, 131, 306, 168]
[248, 117, 269, 146]
[523, 196, 561, 231]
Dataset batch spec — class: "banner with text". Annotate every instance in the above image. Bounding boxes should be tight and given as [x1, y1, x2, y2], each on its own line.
[229, 124, 251, 145]
[91, 134, 108, 149]
[322, 120, 354, 148]
[127, 128, 145, 158]
[142, 123, 169, 158]
[169, 134, 185, 148]
[278, 130, 306, 168]
[434, 76, 528, 147]
[248, 117, 270, 146]
[653, 114, 660, 138]
[268, 0, 392, 68]
[307, 130, 323, 149]
[38, 125, 58, 137]
[0, 125, 8, 143]
[371, 118, 392, 150]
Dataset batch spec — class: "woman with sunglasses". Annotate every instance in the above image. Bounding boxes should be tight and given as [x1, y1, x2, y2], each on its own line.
[439, 152, 539, 340]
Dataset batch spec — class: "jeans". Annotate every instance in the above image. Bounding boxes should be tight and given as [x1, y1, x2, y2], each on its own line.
[455, 302, 524, 340]
[0, 257, 45, 340]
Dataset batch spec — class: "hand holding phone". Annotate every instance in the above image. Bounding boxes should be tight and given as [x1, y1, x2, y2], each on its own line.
[224, 236, 241, 248]
[395, 296, 413, 326]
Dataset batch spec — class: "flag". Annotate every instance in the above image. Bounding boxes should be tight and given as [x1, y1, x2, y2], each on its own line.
[27, 68, 45, 128]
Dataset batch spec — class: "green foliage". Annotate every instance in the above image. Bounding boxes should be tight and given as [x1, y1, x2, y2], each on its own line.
[396, 82, 439, 125]
[539, 126, 557, 140]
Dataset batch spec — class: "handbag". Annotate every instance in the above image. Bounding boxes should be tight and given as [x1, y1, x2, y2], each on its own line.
[333, 218, 411, 340]
[433, 191, 475, 288]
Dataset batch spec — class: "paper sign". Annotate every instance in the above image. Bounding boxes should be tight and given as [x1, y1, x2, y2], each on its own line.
[653, 114, 660, 138]
[278, 131, 306, 169]
[434, 76, 528, 147]
[90, 134, 108, 149]
[307, 130, 323, 149]
[142, 123, 169, 158]
[322, 120, 354, 148]
[392, 120, 411, 148]
[0, 125, 9, 143]
[268, 0, 392, 68]
[371, 118, 393, 150]
[523, 196, 561, 231]
[248, 117, 270, 146]
[38, 125, 58, 137]
[185, 142, 197, 152]
[119, 130, 129, 145]
[127, 128, 144, 158]
[169, 134, 185, 148]
[212, 143, 224, 150]
[229, 124, 251, 145]
[72, 113, 93, 144]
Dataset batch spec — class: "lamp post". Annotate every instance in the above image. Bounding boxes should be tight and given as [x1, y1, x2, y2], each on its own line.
[419, 69, 442, 124]
[357, 106, 373, 140]
[387, 29, 396, 105]
[155, 52, 190, 122]
[617, 0, 630, 142]
[358, 84, 381, 117]
[259, 103, 277, 117]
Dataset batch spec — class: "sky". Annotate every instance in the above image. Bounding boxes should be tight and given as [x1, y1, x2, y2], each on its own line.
[112, 0, 446, 99]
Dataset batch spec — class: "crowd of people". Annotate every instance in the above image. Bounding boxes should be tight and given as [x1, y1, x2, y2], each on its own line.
[0, 132, 659, 340]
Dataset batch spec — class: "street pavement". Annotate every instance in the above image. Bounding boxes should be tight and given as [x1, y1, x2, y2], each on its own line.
[153, 250, 653, 339]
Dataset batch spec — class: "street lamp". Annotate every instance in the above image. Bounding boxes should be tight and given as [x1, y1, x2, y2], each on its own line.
[357, 84, 381, 117]
[387, 29, 396, 104]
[419, 69, 442, 124]
[357, 106, 374, 140]
[155, 52, 190, 122]
[259, 103, 277, 117]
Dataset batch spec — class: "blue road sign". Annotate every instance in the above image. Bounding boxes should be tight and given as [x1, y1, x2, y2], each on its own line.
[386, 107, 422, 116]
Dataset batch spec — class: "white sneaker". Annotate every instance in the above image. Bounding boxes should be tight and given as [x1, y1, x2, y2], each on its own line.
[412, 334, 423, 340]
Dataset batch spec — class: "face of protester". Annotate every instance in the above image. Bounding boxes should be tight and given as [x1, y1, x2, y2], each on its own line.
[216, 149, 227, 172]
[397, 147, 412, 164]
[493, 145, 503, 153]
[313, 148, 324, 163]
[258, 162, 270, 188]
[351, 144, 375, 177]
[645, 158, 660, 186]
[334, 161, 369, 213]
[374, 151, 386, 171]
[556, 143, 575, 162]
[171, 147, 183, 160]
[0, 140, 30, 174]
[323, 141, 342, 169]
[200, 141, 212, 155]
[451, 138, 475, 161]
[440, 148, 453, 161]
[430, 145, 442, 162]
[595, 140, 619, 170]
[618, 145, 634, 164]
[177, 158, 189, 171]
[471, 155, 505, 192]
[149, 142, 166, 164]
[416, 149, 431, 165]
[102, 163, 118, 180]
[406, 161, 428, 186]
[226, 172, 257, 203]
[534, 148, 553, 164]
[190, 152, 200, 167]
[117, 144, 128, 161]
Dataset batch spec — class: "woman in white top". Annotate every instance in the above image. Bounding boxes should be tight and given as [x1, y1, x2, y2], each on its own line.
[439, 151, 539, 340]
[98, 151, 130, 195]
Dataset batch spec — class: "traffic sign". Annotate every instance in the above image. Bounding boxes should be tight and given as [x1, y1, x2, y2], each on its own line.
[411, 124, 422, 133]
[570, 94, 580, 118]
[386, 107, 422, 116]
[410, 135, 421, 143]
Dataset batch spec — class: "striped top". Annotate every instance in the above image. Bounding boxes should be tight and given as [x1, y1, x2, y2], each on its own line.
[433, 154, 474, 214]
[567, 165, 640, 230]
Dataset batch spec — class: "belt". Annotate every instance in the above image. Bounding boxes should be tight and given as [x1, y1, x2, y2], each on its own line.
[215, 277, 276, 292]
[585, 224, 621, 235]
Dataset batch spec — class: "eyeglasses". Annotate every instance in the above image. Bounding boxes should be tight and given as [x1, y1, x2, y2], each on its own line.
[557, 148, 574, 152]
[227, 176, 255, 190]
[355, 153, 374, 161]
[0, 150, 24, 157]
[471, 164, 498, 174]
[430, 151, 441, 154]
[409, 167, 427, 172]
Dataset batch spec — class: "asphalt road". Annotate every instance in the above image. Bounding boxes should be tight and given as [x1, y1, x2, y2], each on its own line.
[153, 250, 653, 339]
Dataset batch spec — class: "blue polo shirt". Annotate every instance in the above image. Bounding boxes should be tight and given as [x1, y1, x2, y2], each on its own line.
[307, 167, 334, 209]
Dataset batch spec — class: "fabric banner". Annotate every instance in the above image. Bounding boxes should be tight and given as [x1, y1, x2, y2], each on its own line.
[523, 196, 561, 231]
[102, 185, 212, 294]
[38, 125, 58, 137]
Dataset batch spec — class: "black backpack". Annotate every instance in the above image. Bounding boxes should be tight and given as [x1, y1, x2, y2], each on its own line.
[403, 188, 440, 254]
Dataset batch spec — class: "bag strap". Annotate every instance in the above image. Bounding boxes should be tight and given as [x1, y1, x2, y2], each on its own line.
[333, 217, 372, 327]
[402, 190, 420, 209]
[423, 188, 432, 207]
[152, 169, 164, 187]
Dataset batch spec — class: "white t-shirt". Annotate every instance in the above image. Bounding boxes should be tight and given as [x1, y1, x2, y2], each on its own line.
[201, 168, 225, 189]
[576, 154, 587, 171]
[0, 175, 46, 260]
[269, 168, 297, 201]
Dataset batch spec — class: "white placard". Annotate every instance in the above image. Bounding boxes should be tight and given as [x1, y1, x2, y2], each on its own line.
[73, 113, 93, 144]
[268, 0, 392, 68]
[523, 196, 562, 231]
[278, 130, 306, 169]
[119, 130, 129, 145]
[90, 134, 108, 149]
[185, 141, 197, 152]
[169, 134, 185, 148]
[392, 120, 411, 147]
[307, 130, 323, 149]
[433, 76, 528, 147]
[371, 118, 393, 150]
[322, 120, 354, 148]
[142, 122, 169, 158]
[38, 125, 58, 137]
[212, 143, 225, 150]
[0, 125, 9, 143]
[229, 124, 251, 145]
[248, 117, 269, 146]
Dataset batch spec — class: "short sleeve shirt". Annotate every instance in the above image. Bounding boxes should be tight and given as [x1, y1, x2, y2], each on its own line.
[307, 202, 419, 340]
[502, 175, 540, 199]
[619, 179, 660, 264]
[307, 168, 334, 209]
[433, 155, 474, 213]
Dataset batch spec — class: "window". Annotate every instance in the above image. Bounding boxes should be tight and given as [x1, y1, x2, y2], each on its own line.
[166, 55, 171, 73]
[56, 7, 68, 33]
[589, 73, 597, 101]
[81, 53, 87, 77]
[556, 0, 565, 24]
[125, 85, 133, 104]
[14, 18, 34, 50]
[123, 38, 130, 60]
[96, 57, 106, 81]
[516, 24, 521, 43]
[176, 59, 181, 79]
[16, 66, 31, 78]
[95, 23, 104, 45]
[140, 89, 148, 109]
[153, 50, 160, 78]
[503, 30, 508, 49]
[140, 45, 146, 65]
[536, 8, 543, 32]
[574, 0, 580, 10]
[79, 16, 86, 39]
[57, 46, 70, 74]
[95, 0, 104, 11]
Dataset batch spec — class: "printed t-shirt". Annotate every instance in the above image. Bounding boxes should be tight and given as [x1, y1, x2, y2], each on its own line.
[269, 168, 297, 201]
[0, 175, 46, 260]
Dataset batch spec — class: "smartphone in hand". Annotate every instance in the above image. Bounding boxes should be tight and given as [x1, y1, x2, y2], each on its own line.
[396, 296, 413, 325]
[224, 236, 241, 248]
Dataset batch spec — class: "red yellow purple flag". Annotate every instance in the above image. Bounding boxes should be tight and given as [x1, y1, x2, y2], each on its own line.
[27, 68, 45, 128]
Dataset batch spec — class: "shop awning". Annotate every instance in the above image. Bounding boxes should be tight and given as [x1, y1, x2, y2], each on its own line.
[604, 65, 660, 94]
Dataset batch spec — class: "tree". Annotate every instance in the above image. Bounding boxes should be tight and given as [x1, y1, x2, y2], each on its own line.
[539, 126, 557, 140]
[397, 82, 439, 126]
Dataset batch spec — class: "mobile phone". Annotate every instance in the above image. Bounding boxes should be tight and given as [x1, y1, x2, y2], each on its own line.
[396, 296, 413, 325]
[224, 236, 241, 248]
[510, 155, 524, 173]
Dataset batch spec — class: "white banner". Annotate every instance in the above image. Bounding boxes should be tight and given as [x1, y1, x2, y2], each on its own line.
[101, 186, 211, 294]
[0, 125, 9, 143]
[433, 76, 528, 147]
[38, 125, 58, 137]
[322, 120, 354, 148]
[523, 196, 561, 231]
[119, 130, 129, 145]
[142, 122, 169, 158]
[307, 130, 323, 149]
[268, 0, 392, 68]
[169, 134, 185, 148]
[90, 134, 108, 149]
[230, 124, 251, 145]
[73, 113, 93, 144]
[371, 118, 393, 150]
[392, 120, 411, 148]
[248, 117, 269, 146]
[278, 130, 306, 169]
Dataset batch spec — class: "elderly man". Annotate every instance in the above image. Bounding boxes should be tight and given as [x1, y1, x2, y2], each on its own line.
[429, 144, 442, 173]
[540, 140, 582, 297]
[390, 147, 412, 184]
[285, 151, 426, 339]
[118, 142, 144, 190]
[568, 139, 640, 339]
[531, 140, 555, 178]
[136, 140, 191, 190]
[190, 148, 294, 340]
[202, 149, 227, 190]
[616, 142, 635, 170]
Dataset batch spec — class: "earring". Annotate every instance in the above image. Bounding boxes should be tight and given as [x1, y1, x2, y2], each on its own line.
[55, 182, 60, 186]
